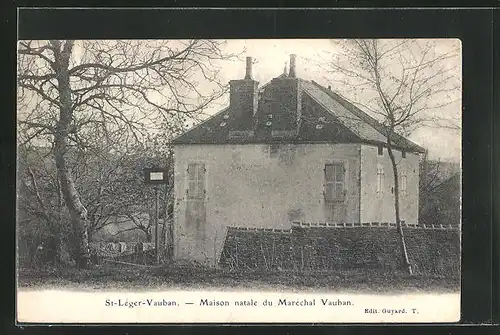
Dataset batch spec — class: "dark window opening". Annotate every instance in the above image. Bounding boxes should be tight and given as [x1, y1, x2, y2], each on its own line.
[402, 150, 406, 158]
[270, 144, 279, 157]
[377, 145, 383, 156]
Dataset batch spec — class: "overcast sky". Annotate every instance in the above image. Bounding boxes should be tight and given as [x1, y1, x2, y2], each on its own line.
[204, 39, 461, 163]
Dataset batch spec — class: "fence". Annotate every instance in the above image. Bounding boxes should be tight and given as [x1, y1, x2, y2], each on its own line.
[89, 241, 156, 265]
[218, 222, 460, 276]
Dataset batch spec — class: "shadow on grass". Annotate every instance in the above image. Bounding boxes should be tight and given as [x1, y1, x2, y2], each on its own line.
[17, 262, 460, 294]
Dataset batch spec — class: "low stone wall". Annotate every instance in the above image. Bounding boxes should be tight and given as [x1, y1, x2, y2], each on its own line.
[218, 223, 460, 276]
[219, 227, 294, 271]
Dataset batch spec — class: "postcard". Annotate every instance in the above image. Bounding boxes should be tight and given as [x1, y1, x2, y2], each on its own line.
[16, 38, 461, 323]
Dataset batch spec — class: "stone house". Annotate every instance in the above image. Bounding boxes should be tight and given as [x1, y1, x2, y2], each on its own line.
[171, 55, 425, 265]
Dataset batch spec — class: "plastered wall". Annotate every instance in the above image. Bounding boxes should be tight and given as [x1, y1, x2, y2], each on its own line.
[360, 145, 420, 224]
[173, 143, 361, 265]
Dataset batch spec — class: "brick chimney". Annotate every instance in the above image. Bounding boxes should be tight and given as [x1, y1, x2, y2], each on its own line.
[256, 54, 302, 137]
[229, 57, 259, 129]
[244, 56, 253, 79]
[289, 54, 296, 77]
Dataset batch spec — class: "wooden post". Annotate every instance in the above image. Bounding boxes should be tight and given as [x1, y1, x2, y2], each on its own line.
[155, 186, 160, 265]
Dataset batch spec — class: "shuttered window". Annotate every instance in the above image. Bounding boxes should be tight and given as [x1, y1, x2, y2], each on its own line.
[324, 163, 345, 202]
[376, 165, 384, 197]
[187, 163, 205, 199]
[401, 171, 407, 196]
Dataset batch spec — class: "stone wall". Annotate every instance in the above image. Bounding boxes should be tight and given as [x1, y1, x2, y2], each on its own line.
[219, 224, 460, 276]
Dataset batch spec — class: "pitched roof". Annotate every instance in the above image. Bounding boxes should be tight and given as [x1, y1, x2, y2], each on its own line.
[305, 81, 425, 153]
[172, 76, 425, 153]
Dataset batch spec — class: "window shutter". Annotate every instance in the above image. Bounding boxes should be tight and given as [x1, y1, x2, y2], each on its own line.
[197, 163, 206, 198]
[400, 172, 407, 195]
[187, 164, 195, 179]
[324, 162, 345, 202]
[376, 166, 384, 196]
[335, 163, 345, 201]
[325, 183, 334, 202]
[188, 181, 196, 195]
[335, 182, 344, 200]
[325, 164, 334, 182]
[187, 163, 206, 199]
[187, 164, 195, 196]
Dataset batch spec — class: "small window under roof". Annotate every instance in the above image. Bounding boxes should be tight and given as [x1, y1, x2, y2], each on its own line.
[223, 114, 229, 120]
[228, 130, 254, 139]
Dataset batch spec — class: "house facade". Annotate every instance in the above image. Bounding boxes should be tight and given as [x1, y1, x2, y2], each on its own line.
[172, 55, 424, 265]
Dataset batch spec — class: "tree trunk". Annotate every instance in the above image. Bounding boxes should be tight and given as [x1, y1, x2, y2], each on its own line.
[52, 40, 91, 269]
[145, 227, 153, 243]
[387, 142, 413, 276]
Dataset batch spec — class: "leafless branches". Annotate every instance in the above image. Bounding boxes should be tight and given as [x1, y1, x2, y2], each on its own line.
[18, 40, 238, 151]
[318, 39, 461, 275]
[17, 39, 238, 268]
[319, 39, 461, 137]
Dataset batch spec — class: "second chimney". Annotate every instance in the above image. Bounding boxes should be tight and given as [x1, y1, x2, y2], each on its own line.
[229, 56, 259, 126]
[289, 54, 296, 78]
[245, 56, 253, 79]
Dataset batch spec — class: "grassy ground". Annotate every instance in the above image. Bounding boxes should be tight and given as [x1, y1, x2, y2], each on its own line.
[17, 262, 460, 294]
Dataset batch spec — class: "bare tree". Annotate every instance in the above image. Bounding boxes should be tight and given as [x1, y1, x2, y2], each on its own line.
[17, 40, 238, 269]
[320, 39, 461, 275]
[17, 145, 67, 266]
[81, 130, 175, 243]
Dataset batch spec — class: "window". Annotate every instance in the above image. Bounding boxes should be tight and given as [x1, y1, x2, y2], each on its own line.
[187, 163, 205, 199]
[377, 145, 383, 156]
[402, 150, 406, 158]
[270, 144, 279, 157]
[376, 165, 384, 197]
[324, 163, 346, 202]
[400, 171, 407, 196]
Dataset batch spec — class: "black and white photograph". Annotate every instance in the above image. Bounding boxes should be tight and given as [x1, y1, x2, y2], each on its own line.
[16, 38, 461, 323]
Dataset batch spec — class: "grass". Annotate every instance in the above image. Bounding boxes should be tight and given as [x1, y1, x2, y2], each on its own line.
[17, 262, 460, 294]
